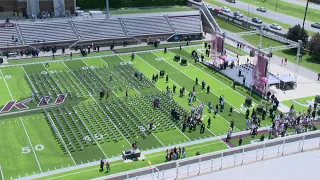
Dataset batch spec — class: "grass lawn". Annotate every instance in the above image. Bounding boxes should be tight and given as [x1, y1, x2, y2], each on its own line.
[238, 0, 320, 23]
[110, 6, 194, 15]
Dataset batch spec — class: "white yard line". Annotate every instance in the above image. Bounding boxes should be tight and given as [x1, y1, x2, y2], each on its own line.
[46, 113, 76, 165]
[21, 65, 38, 95]
[150, 52, 241, 132]
[20, 117, 43, 173]
[0, 164, 4, 180]
[117, 54, 192, 142]
[182, 49, 256, 108]
[0, 69, 14, 100]
[62, 61, 132, 146]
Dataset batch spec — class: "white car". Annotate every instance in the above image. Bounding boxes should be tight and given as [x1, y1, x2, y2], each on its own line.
[270, 23, 282, 30]
[221, 7, 231, 12]
[205, 4, 213, 10]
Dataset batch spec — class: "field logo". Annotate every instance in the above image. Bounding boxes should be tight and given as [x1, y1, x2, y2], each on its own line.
[0, 93, 68, 113]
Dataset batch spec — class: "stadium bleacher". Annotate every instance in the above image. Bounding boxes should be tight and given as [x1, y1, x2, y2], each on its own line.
[168, 15, 202, 34]
[18, 21, 77, 44]
[0, 26, 20, 47]
[121, 16, 174, 36]
[72, 18, 126, 40]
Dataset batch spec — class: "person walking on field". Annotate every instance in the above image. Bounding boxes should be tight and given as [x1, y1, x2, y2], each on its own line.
[105, 161, 110, 172]
[100, 158, 104, 171]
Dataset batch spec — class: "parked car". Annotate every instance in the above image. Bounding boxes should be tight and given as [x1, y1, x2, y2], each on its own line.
[221, 6, 231, 12]
[311, 22, 320, 29]
[226, 0, 236, 3]
[257, 7, 267, 12]
[214, 8, 222, 13]
[233, 11, 243, 18]
[270, 23, 282, 30]
[252, 17, 262, 24]
[205, 4, 213, 10]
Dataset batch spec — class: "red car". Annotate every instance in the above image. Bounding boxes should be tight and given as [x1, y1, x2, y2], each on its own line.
[214, 8, 221, 12]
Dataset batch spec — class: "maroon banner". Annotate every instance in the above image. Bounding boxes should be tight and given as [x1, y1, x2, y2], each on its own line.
[0, 23, 14, 28]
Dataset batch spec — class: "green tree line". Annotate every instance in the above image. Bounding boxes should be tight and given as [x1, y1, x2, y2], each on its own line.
[76, 0, 186, 10]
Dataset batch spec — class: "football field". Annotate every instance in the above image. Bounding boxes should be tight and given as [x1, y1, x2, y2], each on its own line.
[0, 45, 272, 179]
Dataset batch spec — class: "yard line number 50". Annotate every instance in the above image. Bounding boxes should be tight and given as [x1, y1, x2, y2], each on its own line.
[22, 144, 44, 154]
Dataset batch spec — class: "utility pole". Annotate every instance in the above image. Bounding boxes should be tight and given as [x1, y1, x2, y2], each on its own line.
[106, 0, 110, 18]
[302, 0, 309, 33]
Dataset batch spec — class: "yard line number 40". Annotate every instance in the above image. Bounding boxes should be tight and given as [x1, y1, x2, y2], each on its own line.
[22, 144, 44, 154]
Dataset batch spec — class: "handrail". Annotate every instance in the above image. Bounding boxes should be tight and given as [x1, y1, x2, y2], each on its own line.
[100, 130, 320, 179]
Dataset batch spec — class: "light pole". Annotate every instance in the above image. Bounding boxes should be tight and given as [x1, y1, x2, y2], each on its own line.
[247, 4, 249, 29]
[106, 0, 110, 18]
[302, 0, 309, 33]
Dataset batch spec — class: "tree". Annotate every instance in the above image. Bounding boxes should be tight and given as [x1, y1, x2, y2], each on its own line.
[286, 24, 309, 46]
[308, 32, 320, 61]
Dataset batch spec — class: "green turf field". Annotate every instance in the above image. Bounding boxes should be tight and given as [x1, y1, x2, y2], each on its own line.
[0, 46, 275, 179]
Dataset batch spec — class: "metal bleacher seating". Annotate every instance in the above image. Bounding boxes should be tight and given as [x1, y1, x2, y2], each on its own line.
[18, 21, 77, 44]
[168, 15, 202, 34]
[72, 18, 126, 40]
[0, 26, 20, 47]
[121, 16, 174, 36]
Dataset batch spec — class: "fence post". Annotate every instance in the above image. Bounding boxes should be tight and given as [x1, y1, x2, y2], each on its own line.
[162, 170, 165, 180]
[262, 141, 265, 160]
[187, 164, 190, 177]
[255, 149, 259, 161]
[152, 168, 154, 180]
[233, 153, 236, 167]
[241, 147, 244, 165]
[198, 162, 201, 175]
[298, 140, 301, 152]
[282, 138, 285, 156]
[211, 159, 214, 171]
[175, 162, 179, 180]
[301, 135, 305, 152]
[277, 145, 280, 156]
[219, 152, 223, 170]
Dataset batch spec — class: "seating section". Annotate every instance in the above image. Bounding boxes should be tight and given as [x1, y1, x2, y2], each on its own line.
[0, 26, 20, 47]
[122, 16, 174, 36]
[18, 21, 77, 44]
[72, 18, 126, 40]
[168, 15, 202, 34]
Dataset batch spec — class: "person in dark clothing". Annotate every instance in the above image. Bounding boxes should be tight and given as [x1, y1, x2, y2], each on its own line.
[193, 85, 195, 92]
[126, 90, 128, 98]
[230, 120, 234, 130]
[166, 74, 169, 82]
[200, 123, 205, 133]
[204, 42, 208, 48]
[100, 158, 104, 171]
[164, 47, 167, 54]
[207, 86, 210, 93]
[205, 49, 209, 57]
[246, 109, 250, 119]
[207, 116, 211, 128]
[131, 52, 135, 60]
[238, 137, 243, 146]
[99, 91, 104, 100]
[208, 44, 211, 49]
[229, 106, 233, 116]
[195, 78, 198, 85]
[201, 54, 204, 62]
[318, 73, 320, 81]
[173, 85, 176, 93]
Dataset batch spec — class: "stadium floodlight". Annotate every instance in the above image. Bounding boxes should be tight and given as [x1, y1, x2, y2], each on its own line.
[302, 0, 309, 34]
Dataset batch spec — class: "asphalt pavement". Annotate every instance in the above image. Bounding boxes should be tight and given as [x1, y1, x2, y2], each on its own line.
[206, 0, 320, 33]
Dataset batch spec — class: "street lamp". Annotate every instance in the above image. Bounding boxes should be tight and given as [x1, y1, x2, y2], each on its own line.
[302, 0, 309, 33]
[106, 0, 110, 18]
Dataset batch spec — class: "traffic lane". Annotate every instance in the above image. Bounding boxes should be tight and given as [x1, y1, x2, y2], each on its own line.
[207, 0, 320, 33]
[214, 7, 288, 34]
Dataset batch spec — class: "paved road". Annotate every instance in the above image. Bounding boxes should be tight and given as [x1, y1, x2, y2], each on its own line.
[206, 0, 320, 33]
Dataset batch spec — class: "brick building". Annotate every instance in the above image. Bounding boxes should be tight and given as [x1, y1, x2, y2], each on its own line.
[0, 0, 76, 17]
